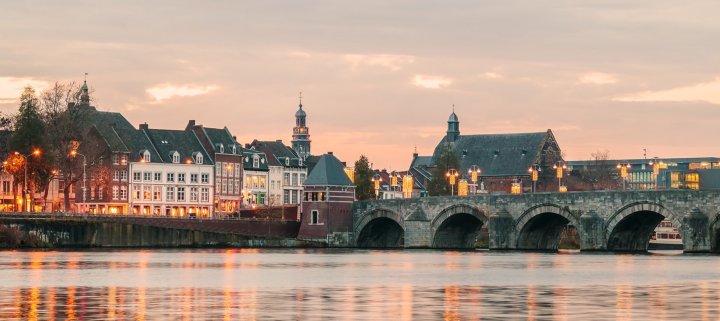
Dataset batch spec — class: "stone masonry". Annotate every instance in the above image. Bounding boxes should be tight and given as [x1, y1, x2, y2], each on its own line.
[352, 190, 720, 252]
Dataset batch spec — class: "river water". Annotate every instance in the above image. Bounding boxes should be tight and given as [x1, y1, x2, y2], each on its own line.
[0, 249, 718, 320]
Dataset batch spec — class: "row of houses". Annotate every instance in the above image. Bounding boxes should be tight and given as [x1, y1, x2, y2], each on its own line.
[0, 82, 321, 218]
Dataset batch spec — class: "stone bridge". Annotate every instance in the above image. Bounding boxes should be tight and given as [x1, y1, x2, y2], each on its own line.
[352, 190, 720, 252]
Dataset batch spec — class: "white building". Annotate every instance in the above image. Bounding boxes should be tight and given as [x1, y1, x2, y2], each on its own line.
[242, 150, 269, 207]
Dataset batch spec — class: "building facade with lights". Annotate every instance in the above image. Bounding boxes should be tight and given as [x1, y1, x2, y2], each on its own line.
[242, 149, 270, 207]
[249, 139, 307, 208]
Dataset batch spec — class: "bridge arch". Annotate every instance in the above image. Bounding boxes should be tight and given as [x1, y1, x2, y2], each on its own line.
[515, 204, 579, 251]
[605, 201, 681, 252]
[431, 204, 487, 249]
[354, 208, 405, 248]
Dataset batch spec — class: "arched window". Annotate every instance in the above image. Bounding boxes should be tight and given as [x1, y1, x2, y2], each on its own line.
[143, 150, 151, 163]
[172, 152, 180, 164]
[285, 158, 290, 166]
[232, 145, 237, 154]
[196, 153, 204, 164]
[219, 144, 224, 153]
[253, 155, 260, 168]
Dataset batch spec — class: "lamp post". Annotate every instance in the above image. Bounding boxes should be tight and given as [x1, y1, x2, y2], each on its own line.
[15, 149, 41, 212]
[390, 171, 400, 193]
[528, 164, 540, 193]
[616, 162, 631, 190]
[371, 173, 382, 199]
[402, 172, 413, 199]
[467, 165, 481, 194]
[552, 161, 567, 192]
[649, 157, 663, 190]
[445, 168, 459, 196]
[70, 150, 87, 212]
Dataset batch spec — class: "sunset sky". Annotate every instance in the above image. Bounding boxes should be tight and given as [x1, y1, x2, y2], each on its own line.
[1, 1, 718, 169]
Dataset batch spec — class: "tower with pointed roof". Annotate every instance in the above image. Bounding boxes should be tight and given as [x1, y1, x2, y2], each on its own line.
[447, 108, 460, 143]
[291, 93, 311, 160]
[80, 80, 90, 106]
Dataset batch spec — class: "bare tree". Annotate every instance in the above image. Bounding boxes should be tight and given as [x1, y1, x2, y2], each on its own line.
[579, 150, 619, 190]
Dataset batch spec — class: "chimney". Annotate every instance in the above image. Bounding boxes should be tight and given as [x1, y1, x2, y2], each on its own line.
[139, 123, 149, 130]
[328, 151, 333, 155]
[185, 120, 196, 131]
[276, 139, 282, 143]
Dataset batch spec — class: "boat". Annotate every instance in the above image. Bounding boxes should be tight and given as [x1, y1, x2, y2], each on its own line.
[648, 219, 683, 250]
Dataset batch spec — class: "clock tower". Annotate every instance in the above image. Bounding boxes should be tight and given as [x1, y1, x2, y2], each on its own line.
[291, 93, 311, 160]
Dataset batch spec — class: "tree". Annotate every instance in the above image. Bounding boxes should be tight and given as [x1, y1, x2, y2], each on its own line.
[9, 86, 48, 211]
[353, 155, 374, 201]
[579, 150, 618, 190]
[427, 143, 460, 196]
[39, 81, 102, 211]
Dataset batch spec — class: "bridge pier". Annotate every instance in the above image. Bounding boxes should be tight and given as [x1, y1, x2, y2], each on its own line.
[579, 210, 606, 251]
[403, 220, 432, 248]
[681, 208, 710, 252]
[487, 209, 514, 250]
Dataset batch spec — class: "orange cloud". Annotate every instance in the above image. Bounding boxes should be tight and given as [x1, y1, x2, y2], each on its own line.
[614, 77, 720, 105]
[146, 83, 219, 102]
[411, 75, 453, 89]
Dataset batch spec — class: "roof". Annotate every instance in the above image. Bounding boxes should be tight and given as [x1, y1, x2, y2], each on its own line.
[448, 111, 458, 122]
[242, 150, 270, 171]
[83, 109, 162, 162]
[568, 157, 720, 166]
[203, 127, 240, 153]
[250, 140, 305, 168]
[143, 129, 213, 165]
[410, 155, 434, 169]
[295, 105, 306, 117]
[304, 153, 353, 186]
[432, 130, 554, 177]
[305, 155, 322, 173]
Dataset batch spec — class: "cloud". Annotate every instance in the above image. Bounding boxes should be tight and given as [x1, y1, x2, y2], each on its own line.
[412, 75, 453, 89]
[578, 72, 618, 85]
[344, 54, 415, 71]
[481, 72, 503, 80]
[0, 77, 49, 102]
[146, 83, 219, 102]
[614, 77, 720, 105]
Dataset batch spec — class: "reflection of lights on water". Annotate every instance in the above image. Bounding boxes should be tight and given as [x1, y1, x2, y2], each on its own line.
[444, 285, 460, 321]
[552, 287, 569, 321]
[28, 287, 40, 321]
[223, 288, 233, 321]
[615, 284, 632, 321]
[527, 285, 537, 321]
[66, 287, 76, 320]
[137, 287, 146, 321]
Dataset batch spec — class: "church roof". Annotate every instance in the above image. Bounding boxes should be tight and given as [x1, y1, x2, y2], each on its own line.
[448, 111, 458, 122]
[433, 130, 556, 177]
[304, 153, 352, 186]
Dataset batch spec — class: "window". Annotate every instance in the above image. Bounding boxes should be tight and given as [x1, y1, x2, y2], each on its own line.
[120, 186, 127, 200]
[235, 179, 240, 194]
[260, 177, 266, 189]
[284, 190, 290, 204]
[221, 179, 227, 193]
[290, 190, 296, 204]
[112, 154, 119, 165]
[120, 154, 128, 165]
[178, 173, 185, 183]
[232, 145, 237, 154]
[133, 172, 141, 182]
[216, 163, 222, 175]
[133, 186, 141, 200]
[154, 172, 161, 181]
[153, 186, 162, 201]
[191, 174, 198, 183]
[253, 155, 260, 168]
[298, 158, 303, 166]
[112, 186, 119, 200]
[143, 172, 151, 181]
[177, 187, 185, 201]
[167, 173, 175, 182]
[172, 152, 180, 164]
[292, 173, 298, 186]
[299, 173, 306, 185]
[2, 181, 10, 193]
[143, 186, 151, 200]
[284, 173, 290, 186]
[285, 158, 290, 166]
[113, 170, 119, 181]
[216, 180, 221, 193]
[234, 164, 241, 177]
[311, 210, 319, 224]
[195, 154, 203, 164]
[219, 144, 225, 153]
[143, 151, 151, 162]
[120, 170, 128, 181]
[201, 188, 209, 202]
[201, 173, 209, 183]
[167, 187, 175, 202]
[190, 187, 198, 202]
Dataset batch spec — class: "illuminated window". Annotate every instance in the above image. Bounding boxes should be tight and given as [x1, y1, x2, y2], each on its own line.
[112, 186, 119, 200]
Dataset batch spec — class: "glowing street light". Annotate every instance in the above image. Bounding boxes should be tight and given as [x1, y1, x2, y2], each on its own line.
[371, 173, 382, 199]
[553, 161, 567, 192]
[15, 149, 41, 212]
[69, 149, 87, 212]
[446, 168, 459, 196]
[616, 162, 631, 190]
[467, 165, 481, 194]
[402, 173, 413, 199]
[649, 157, 664, 190]
[528, 164, 541, 193]
[390, 171, 400, 192]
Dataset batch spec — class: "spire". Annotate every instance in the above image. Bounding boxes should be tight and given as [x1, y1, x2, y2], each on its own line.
[80, 72, 90, 106]
[299, 91, 303, 107]
[447, 105, 460, 143]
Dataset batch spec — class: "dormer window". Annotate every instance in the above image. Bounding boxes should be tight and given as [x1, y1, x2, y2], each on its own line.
[195, 153, 204, 165]
[172, 151, 180, 164]
[141, 150, 151, 163]
[285, 158, 290, 166]
[299, 158, 303, 166]
[219, 144, 224, 153]
[232, 145, 237, 154]
[253, 155, 260, 168]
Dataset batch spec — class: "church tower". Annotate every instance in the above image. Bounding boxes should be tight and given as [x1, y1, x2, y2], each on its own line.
[291, 93, 311, 159]
[446, 108, 460, 143]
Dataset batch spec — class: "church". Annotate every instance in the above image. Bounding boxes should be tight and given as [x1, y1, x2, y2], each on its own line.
[410, 111, 564, 193]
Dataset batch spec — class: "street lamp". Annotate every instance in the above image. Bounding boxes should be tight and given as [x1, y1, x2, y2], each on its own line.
[14, 149, 41, 212]
[371, 173, 382, 199]
[390, 171, 400, 193]
[616, 162, 631, 190]
[69, 150, 87, 212]
[552, 161, 567, 192]
[648, 157, 663, 190]
[402, 172, 413, 199]
[528, 164, 541, 193]
[468, 165, 481, 194]
[445, 168, 459, 196]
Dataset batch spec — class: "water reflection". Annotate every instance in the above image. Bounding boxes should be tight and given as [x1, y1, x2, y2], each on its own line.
[0, 250, 719, 320]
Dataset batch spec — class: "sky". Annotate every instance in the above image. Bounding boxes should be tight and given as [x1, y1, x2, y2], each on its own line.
[0, 1, 718, 170]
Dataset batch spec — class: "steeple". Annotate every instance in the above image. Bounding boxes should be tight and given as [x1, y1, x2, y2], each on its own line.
[80, 73, 90, 106]
[446, 105, 460, 143]
[292, 92, 311, 160]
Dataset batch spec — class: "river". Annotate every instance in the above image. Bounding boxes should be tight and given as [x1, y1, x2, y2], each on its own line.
[0, 249, 718, 320]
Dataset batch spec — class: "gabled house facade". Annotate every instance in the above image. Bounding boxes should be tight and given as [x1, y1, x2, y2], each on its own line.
[242, 149, 269, 207]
